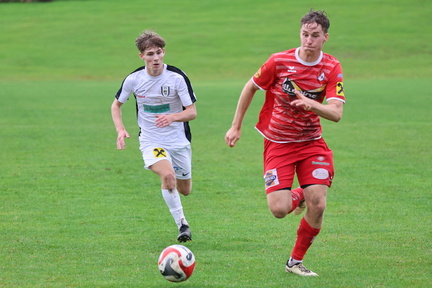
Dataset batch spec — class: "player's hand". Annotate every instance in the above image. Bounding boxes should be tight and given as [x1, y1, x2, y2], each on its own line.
[116, 129, 130, 150]
[291, 90, 314, 111]
[225, 128, 241, 147]
[155, 115, 173, 128]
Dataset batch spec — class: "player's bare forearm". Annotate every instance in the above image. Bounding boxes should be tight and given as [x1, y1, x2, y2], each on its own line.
[225, 79, 258, 147]
[176, 104, 197, 122]
[111, 99, 130, 149]
[230, 79, 258, 129]
[111, 100, 123, 129]
[311, 100, 344, 122]
[292, 90, 343, 122]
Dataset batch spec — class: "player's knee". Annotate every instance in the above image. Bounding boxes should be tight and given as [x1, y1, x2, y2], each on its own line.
[317, 202, 326, 213]
[161, 173, 176, 191]
[176, 179, 192, 196]
[270, 206, 289, 219]
[308, 198, 326, 215]
[267, 197, 291, 218]
[178, 189, 191, 196]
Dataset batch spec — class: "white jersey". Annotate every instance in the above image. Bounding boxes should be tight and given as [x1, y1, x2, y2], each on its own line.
[115, 64, 197, 147]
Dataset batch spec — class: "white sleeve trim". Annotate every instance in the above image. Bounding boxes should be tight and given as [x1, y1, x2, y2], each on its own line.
[252, 78, 266, 91]
[326, 97, 345, 103]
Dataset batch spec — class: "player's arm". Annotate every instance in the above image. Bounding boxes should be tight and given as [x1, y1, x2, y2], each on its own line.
[155, 104, 197, 128]
[225, 79, 259, 147]
[111, 99, 130, 150]
[292, 90, 344, 122]
[311, 98, 343, 122]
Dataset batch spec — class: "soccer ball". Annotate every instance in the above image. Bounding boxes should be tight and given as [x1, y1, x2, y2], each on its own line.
[158, 245, 196, 282]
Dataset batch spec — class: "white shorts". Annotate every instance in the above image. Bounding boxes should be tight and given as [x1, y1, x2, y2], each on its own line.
[139, 143, 192, 180]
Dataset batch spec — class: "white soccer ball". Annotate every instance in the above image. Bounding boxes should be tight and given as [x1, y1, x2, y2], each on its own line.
[158, 245, 196, 282]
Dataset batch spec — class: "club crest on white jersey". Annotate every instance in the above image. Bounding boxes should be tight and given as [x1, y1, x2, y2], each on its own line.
[161, 86, 170, 97]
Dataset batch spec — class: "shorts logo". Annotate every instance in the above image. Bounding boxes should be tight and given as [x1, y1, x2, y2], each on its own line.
[312, 156, 330, 166]
[264, 168, 279, 189]
[153, 148, 167, 158]
[312, 168, 329, 180]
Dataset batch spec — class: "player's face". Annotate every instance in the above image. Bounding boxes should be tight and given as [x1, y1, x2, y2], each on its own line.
[299, 23, 328, 58]
[139, 46, 165, 76]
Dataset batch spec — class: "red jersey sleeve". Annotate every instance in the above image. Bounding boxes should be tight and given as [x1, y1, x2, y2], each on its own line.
[252, 54, 276, 90]
[325, 61, 345, 102]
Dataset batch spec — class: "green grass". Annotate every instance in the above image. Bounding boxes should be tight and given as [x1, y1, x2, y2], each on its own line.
[1, 0, 431, 287]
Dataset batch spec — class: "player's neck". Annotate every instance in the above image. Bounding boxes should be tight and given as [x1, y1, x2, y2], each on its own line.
[147, 65, 164, 77]
[298, 48, 321, 63]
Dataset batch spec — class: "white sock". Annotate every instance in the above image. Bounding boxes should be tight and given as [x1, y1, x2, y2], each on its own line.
[161, 189, 188, 229]
[288, 257, 302, 267]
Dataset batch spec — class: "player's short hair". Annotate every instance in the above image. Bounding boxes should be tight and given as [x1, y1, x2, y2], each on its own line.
[135, 30, 166, 53]
[301, 9, 330, 33]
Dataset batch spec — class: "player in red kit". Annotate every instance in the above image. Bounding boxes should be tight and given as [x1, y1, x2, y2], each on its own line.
[225, 10, 345, 276]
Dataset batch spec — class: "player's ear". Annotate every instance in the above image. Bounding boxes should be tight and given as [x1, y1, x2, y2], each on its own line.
[324, 33, 329, 42]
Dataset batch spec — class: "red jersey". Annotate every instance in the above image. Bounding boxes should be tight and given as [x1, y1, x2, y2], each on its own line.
[253, 47, 345, 143]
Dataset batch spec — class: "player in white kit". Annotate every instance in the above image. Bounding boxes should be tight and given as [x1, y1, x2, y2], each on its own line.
[111, 30, 197, 242]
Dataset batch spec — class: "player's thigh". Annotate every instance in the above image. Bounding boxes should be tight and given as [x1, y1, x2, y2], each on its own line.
[150, 158, 175, 178]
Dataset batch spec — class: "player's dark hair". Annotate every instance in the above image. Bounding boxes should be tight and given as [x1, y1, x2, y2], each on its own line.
[135, 30, 166, 52]
[301, 9, 330, 33]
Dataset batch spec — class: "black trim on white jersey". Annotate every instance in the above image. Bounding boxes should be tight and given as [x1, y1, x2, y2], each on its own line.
[166, 65, 197, 103]
[167, 65, 196, 142]
[115, 66, 146, 100]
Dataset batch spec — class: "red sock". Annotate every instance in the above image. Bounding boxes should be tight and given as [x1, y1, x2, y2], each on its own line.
[289, 187, 304, 213]
[291, 217, 320, 261]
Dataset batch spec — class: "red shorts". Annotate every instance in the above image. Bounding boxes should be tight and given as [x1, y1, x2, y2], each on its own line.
[263, 138, 334, 194]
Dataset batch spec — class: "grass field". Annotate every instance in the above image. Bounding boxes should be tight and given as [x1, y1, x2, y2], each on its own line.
[1, 0, 431, 287]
